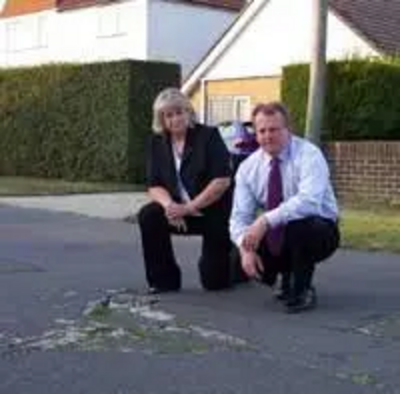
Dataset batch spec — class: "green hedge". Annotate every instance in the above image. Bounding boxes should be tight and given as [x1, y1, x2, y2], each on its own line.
[281, 58, 400, 140]
[0, 60, 180, 183]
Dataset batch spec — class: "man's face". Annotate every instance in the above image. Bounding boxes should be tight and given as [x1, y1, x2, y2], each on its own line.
[253, 111, 290, 155]
[163, 107, 190, 135]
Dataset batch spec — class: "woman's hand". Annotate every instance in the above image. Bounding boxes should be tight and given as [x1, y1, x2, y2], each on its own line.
[165, 202, 184, 220]
[165, 201, 199, 220]
[168, 217, 188, 233]
[165, 202, 188, 220]
[165, 202, 193, 232]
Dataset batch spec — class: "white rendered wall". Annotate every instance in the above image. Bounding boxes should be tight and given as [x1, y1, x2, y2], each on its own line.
[206, 0, 378, 80]
[0, 0, 239, 76]
[0, 0, 148, 68]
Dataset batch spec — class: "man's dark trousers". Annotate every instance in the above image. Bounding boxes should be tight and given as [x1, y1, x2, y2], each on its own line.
[258, 216, 340, 296]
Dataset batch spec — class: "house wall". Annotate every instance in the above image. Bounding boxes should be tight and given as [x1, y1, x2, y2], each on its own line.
[0, 0, 237, 75]
[326, 142, 400, 206]
[148, 0, 237, 78]
[205, 76, 280, 104]
[206, 0, 379, 80]
[0, 0, 148, 67]
[190, 88, 202, 116]
[189, 75, 281, 118]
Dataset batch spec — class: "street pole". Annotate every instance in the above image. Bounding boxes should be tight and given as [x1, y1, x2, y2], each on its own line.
[305, 0, 328, 145]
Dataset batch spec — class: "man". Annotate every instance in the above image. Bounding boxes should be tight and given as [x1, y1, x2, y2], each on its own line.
[229, 102, 340, 313]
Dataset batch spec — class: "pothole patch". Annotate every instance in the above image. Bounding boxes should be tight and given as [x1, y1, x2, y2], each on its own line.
[356, 314, 400, 341]
[3, 289, 253, 355]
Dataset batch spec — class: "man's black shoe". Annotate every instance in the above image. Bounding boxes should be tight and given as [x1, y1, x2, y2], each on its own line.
[273, 273, 291, 302]
[274, 288, 290, 302]
[285, 286, 317, 313]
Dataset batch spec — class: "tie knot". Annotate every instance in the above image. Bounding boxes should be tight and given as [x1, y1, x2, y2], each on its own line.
[271, 157, 280, 167]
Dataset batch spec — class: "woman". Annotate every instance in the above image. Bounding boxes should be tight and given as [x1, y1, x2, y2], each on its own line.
[138, 87, 233, 294]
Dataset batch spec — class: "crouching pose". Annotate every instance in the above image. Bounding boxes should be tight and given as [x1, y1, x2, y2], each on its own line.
[230, 102, 340, 313]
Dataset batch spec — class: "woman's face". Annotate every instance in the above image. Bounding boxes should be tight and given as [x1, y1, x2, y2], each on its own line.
[162, 106, 190, 135]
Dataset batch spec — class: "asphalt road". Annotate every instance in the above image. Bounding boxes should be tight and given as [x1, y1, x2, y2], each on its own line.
[0, 205, 400, 394]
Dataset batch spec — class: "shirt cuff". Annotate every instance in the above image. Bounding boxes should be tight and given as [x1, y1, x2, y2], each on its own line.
[264, 207, 284, 228]
[234, 233, 245, 248]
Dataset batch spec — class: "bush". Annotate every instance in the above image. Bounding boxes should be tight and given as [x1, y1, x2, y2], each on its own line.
[0, 60, 180, 182]
[281, 58, 400, 140]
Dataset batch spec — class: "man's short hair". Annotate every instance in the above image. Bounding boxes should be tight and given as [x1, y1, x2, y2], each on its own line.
[251, 102, 291, 127]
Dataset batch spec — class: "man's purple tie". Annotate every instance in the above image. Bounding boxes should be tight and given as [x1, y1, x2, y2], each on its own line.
[266, 157, 284, 255]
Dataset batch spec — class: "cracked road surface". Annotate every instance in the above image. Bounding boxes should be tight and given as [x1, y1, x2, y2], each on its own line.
[1, 205, 400, 394]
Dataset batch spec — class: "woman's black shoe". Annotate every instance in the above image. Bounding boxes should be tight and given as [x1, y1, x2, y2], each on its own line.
[146, 286, 180, 295]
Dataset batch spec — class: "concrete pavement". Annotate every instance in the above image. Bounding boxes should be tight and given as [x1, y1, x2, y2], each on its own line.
[0, 192, 149, 220]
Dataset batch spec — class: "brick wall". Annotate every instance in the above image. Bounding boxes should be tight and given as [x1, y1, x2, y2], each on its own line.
[325, 141, 400, 206]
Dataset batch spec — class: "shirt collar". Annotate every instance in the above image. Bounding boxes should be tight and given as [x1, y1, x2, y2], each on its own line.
[263, 135, 292, 163]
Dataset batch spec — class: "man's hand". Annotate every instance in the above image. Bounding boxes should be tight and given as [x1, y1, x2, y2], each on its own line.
[240, 249, 264, 280]
[242, 215, 268, 252]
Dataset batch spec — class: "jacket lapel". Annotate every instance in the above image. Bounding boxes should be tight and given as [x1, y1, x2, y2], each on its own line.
[161, 134, 179, 197]
[181, 126, 195, 168]
[160, 126, 196, 201]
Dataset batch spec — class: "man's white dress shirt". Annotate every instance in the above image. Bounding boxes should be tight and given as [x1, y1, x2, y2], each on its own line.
[229, 135, 339, 247]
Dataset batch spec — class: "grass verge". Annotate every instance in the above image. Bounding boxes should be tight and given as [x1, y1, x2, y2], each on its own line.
[341, 208, 400, 254]
[0, 176, 144, 196]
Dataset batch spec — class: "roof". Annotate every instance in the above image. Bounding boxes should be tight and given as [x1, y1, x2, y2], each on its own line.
[57, 0, 244, 12]
[181, 0, 244, 12]
[0, 0, 244, 17]
[329, 0, 400, 56]
[0, 0, 55, 17]
[56, 0, 106, 11]
[182, 0, 264, 94]
[182, 0, 400, 95]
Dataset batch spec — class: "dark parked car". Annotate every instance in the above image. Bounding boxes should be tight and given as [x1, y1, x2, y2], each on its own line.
[218, 120, 258, 173]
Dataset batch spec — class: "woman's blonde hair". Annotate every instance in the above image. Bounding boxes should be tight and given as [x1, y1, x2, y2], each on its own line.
[152, 87, 197, 133]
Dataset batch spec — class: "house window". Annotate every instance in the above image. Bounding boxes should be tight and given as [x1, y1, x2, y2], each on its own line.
[207, 95, 251, 125]
[5, 16, 48, 52]
[6, 21, 25, 52]
[37, 16, 48, 48]
[97, 7, 126, 38]
[234, 96, 251, 121]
